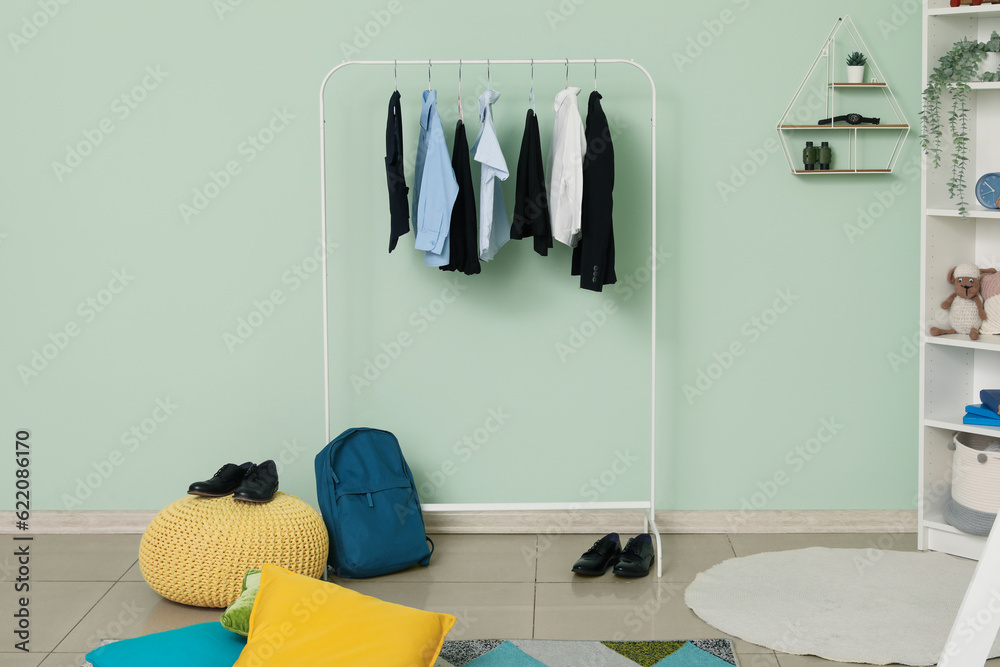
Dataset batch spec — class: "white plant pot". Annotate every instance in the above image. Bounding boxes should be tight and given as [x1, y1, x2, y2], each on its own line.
[847, 65, 865, 84]
[981, 52, 1000, 78]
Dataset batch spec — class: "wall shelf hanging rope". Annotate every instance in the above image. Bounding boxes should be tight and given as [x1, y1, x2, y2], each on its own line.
[318, 58, 662, 576]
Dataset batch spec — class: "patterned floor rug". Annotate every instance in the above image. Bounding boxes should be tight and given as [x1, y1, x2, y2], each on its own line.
[435, 639, 738, 667]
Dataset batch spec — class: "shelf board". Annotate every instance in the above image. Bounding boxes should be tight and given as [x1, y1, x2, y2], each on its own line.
[929, 5, 1000, 17]
[778, 124, 909, 129]
[925, 418, 1000, 437]
[828, 82, 887, 87]
[927, 206, 1000, 218]
[947, 82, 1000, 90]
[793, 169, 891, 174]
[922, 521, 986, 560]
[922, 515, 986, 559]
[925, 332, 1000, 350]
[923, 517, 965, 536]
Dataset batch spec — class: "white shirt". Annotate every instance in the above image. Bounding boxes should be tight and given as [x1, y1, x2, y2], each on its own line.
[472, 88, 510, 261]
[548, 87, 586, 248]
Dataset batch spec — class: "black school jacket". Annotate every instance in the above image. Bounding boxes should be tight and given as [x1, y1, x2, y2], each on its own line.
[511, 109, 553, 256]
[440, 120, 481, 275]
[385, 90, 410, 252]
[572, 91, 616, 291]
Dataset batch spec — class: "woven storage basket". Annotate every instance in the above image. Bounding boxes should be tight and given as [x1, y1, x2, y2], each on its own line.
[943, 432, 1000, 536]
[139, 492, 328, 608]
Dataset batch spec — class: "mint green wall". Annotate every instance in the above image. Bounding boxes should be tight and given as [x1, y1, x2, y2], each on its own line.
[0, 0, 921, 513]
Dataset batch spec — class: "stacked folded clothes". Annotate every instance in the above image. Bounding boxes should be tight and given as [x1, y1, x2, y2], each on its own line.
[964, 389, 1000, 426]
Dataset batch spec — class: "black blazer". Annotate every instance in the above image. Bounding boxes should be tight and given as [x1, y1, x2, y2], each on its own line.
[385, 90, 410, 252]
[572, 91, 616, 291]
[440, 120, 481, 275]
[512, 109, 553, 256]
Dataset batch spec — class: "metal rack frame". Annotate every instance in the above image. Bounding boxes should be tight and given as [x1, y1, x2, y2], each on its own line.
[318, 58, 662, 576]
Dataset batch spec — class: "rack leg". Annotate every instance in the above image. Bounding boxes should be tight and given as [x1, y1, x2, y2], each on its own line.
[647, 509, 663, 578]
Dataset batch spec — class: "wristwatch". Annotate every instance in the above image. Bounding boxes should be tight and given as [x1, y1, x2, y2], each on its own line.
[817, 113, 880, 125]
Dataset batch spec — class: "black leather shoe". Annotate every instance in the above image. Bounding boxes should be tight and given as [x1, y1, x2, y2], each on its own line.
[188, 462, 253, 497]
[613, 533, 655, 578]
[233, 460, 278, 503]
[571, 533, 622, 575]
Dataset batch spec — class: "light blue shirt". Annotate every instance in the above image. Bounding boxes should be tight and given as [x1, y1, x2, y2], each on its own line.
[472, 88, 509, 262]
[413, 90, 458, 267]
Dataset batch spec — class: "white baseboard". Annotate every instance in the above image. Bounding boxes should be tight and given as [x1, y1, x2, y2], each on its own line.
[0, 509, 916, 535]
[0, 511, 158, 534]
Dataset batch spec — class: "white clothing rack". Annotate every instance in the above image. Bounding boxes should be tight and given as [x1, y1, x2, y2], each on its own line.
[318, 58, 662, 576]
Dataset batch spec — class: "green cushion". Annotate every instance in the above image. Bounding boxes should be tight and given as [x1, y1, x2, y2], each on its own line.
[220, 569, 261, 636]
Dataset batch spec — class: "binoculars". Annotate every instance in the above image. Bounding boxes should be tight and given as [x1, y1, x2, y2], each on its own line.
[803, 141, 832, 170]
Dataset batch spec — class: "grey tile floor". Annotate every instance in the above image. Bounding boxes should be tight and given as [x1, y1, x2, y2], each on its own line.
[0, 531, 981, 666]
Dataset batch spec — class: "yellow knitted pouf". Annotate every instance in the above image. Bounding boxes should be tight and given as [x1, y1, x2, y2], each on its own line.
[139, 492, 329, 608]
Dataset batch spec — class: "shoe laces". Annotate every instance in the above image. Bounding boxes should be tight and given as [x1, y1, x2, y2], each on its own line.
[242, 463, 260, 480]
[622, 535, 650, 557]
[583, 536, 616, 556]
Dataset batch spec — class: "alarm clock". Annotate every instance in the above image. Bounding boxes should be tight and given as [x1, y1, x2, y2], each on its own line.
[976, 172, 1000, 209]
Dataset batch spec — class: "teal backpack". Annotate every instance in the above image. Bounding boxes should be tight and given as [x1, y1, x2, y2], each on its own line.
[314, 428, 433, 578]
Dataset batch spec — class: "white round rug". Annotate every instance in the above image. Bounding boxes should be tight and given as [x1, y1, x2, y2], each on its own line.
[685, 547, 1000, 666]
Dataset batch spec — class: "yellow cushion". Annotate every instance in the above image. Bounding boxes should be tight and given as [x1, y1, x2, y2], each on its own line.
[234, 564, 455, 667]
[139, 493, 328, 608]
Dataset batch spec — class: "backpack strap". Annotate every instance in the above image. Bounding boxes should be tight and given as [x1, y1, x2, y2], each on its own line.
[419, 536, 434, 567]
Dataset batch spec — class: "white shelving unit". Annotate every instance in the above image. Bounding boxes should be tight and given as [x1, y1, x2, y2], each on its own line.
[920, 0, 1000, 561]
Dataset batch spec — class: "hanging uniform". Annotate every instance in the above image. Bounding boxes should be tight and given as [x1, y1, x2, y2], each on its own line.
[572, 91, 616, 291]
[384, 90, 409, 253]
[511, 108, 553, 256]
[413, 90, 458, 267]
[441, 120, 481, 275]
[472, 88, 510, 262]
[548, 87, 586, 248]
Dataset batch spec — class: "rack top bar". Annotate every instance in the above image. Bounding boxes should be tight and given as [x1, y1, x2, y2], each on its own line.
[330, 58, 639, 65]
[320, 59, 655, 102]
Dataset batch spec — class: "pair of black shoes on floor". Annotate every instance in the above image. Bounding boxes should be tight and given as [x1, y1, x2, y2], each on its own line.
[187, 460, 278, 503]
[571, 533, 655, 578]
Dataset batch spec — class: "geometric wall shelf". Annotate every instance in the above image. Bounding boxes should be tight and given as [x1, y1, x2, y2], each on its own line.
[776, 15, 909, 174]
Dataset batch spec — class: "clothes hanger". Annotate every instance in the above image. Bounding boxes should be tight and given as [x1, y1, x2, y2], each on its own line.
[565, 58, 569, 89]
[394, 60, 398, 92]
[529, 59, 535, 113]
[458, 59, 464, 123]
[594, 58, 597, 90]
[487, 58, 491, 91]
[427, 59, 431, 91]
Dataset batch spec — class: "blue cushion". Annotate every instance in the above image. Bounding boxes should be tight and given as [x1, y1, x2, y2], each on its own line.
[85, 622, 245, 667]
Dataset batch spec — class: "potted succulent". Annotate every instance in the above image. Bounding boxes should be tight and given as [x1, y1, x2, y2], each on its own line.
[846, 51, 867, 84]
[921, 37, 988, 217]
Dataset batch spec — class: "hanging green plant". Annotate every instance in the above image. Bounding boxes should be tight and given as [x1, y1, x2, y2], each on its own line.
[921, 37, 985, 217]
